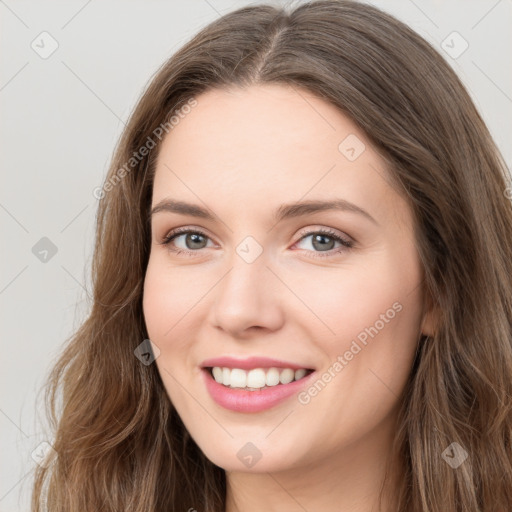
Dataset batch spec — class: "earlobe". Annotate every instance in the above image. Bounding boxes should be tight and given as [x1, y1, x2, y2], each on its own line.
[420, 296, 439, 338]
[420, 315, 435, 338]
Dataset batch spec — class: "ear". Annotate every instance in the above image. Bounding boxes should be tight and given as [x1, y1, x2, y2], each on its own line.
[420, 289, 439, 338]
[420, 308, 437, 337]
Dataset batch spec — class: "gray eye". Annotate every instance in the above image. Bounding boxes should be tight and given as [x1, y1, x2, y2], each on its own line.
[296, 233, 340, 252]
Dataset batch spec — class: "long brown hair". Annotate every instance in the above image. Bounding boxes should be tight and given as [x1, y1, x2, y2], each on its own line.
[31, 1, 512, 510]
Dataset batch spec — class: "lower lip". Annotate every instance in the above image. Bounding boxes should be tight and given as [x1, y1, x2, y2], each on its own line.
[201, 368, 316, 413]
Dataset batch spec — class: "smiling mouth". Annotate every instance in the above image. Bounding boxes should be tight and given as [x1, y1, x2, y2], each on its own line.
[204, 366, 315, 391]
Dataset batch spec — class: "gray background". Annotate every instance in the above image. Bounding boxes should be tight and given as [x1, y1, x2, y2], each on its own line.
[1, 1, 511, 510]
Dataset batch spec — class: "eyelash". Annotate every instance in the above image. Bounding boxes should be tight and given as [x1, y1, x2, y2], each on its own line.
[159, 226, 354, 259]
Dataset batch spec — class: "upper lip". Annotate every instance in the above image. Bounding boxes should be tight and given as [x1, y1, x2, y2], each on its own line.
[200, 356, 315, 371]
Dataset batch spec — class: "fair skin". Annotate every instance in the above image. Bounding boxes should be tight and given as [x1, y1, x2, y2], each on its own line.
[143, 84, 435, 512]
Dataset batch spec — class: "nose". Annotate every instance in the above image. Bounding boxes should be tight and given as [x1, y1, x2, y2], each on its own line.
[210, 252, 285, 338]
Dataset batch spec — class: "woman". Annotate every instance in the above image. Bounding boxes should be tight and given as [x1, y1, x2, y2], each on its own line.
[32, 1, 512, 510]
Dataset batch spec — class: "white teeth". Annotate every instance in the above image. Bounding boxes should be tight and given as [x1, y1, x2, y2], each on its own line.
[295, 368, 307, 380]
[247, 368, 266, 388]
[265, 367, 280, 387]
[279, 368, 295, 384]
[212, 367, 223, 383]
[222, 367, 230, 386]
[210, 366, 311, 389]
[230, 368, 247, 388]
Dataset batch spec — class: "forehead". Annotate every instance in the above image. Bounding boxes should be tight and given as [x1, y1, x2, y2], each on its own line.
[151, 84, 401, 225]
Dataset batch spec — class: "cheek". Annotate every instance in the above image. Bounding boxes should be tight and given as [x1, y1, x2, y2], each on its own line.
[292, 273, 423, 453]
[291, 242, 423, 378]
[142, 259, 196, 366]
[304, 252, 424, 417]
[142, 256, 206, 340]
[142, 266, 171, 342]
[358, 277, 424, 388]
[280, 256, 408, 340]
[142, 261, 200, 411]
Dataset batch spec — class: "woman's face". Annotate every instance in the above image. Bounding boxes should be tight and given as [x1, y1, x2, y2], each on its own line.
[143, 84, 434, 473]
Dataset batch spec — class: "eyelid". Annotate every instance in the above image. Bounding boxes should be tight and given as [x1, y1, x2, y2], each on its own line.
[160, 224, 353, 242]
[160, 225, 217, 245]
[159, 224, 355, 257]
[295, 225, 354, 244]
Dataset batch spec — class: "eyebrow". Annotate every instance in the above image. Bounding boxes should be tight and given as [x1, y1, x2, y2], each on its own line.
[150, 198, 378, 226]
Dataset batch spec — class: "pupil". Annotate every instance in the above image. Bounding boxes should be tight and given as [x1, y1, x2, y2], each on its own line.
[187, 233, 205, 249]
[313, 234, 334, 251]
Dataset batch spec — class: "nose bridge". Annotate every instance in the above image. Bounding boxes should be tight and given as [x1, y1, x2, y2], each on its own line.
[211, 237, 284, 333]
[217, 241, 270, 310]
